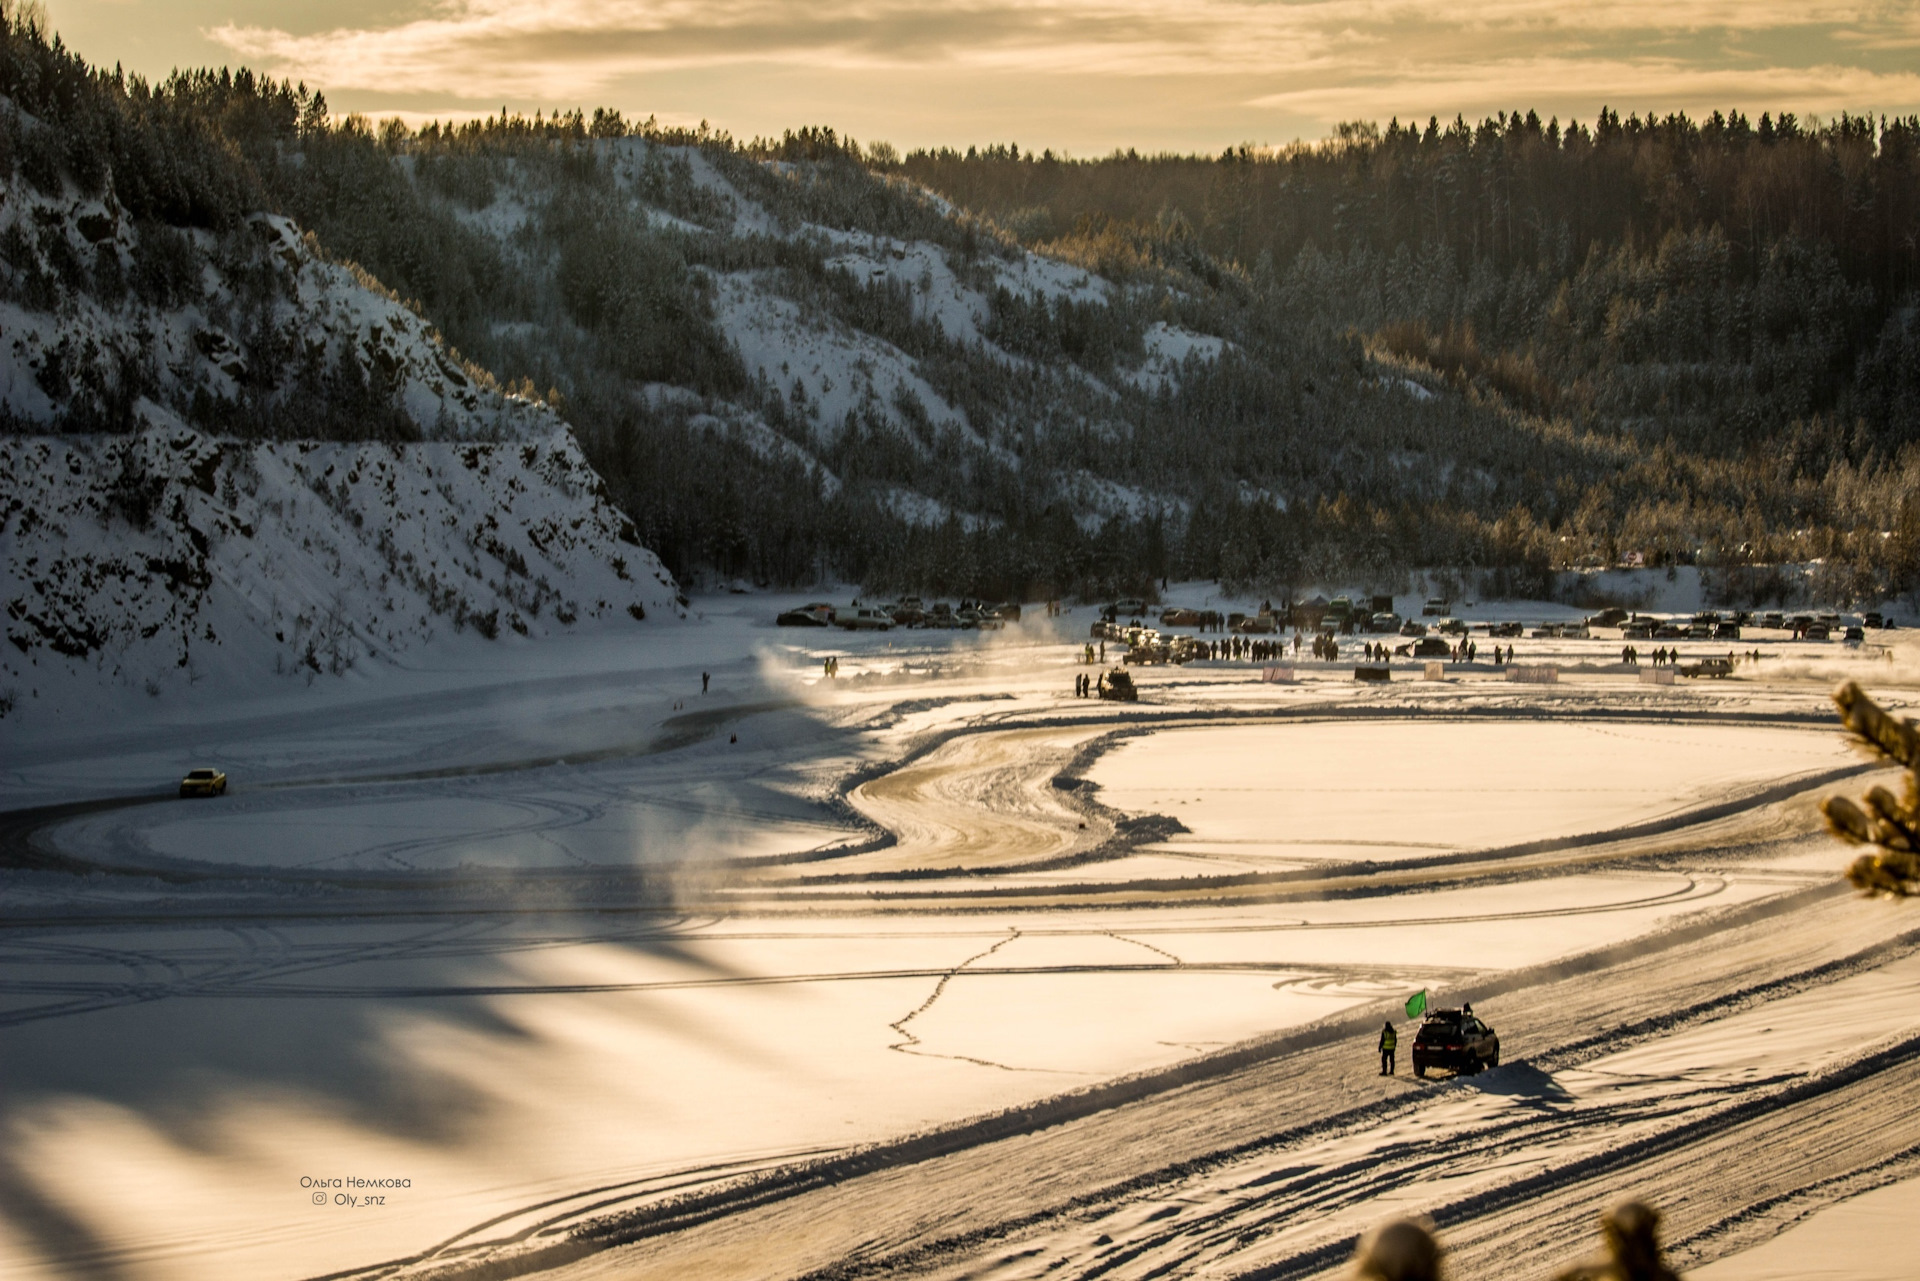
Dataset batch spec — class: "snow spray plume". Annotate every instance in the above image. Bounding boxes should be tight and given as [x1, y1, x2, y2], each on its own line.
[1553, 1201, 1679, 1281]
[1822, 680, 1920, 894]
[1351, 1216, 1442, 1281]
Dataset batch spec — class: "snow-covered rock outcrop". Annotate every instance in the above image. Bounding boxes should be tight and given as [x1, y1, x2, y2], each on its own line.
[1, 408, 677, 713]
[0, 147, 680, 718]
[0, 177, 548, 441]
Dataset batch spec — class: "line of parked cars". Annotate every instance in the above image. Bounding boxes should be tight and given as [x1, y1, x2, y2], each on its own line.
[775, 598, 1019, 631]
[1602, 608, 1885, 642]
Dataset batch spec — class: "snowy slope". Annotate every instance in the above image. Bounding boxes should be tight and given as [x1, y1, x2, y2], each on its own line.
[0, 158, 680, 721]
[0, 175, 551, 442]
[0, 406, 677, 718]
[439, 136, 1217, 519]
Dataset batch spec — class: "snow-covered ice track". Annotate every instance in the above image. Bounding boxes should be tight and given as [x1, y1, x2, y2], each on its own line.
[0, 674, 1891, 1281]
[305, 885, 1917, 1281]
[3, 706, 1843, 875]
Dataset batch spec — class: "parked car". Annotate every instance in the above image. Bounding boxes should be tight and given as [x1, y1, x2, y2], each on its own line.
[1714, 622, 1741, 640]
[1412, 637, 1451, 657]
[1411, 1007, 1500, 1077]
[775, 603, 836, 627]
[837, 606, 894, 631]
[1421, 597, 1450, 616]
[1588, 607, 1630, 627]
[1160, 607, 1202, 627]
[1762, 611, 1785, 629]
[1845, 626, 1866, 642]
[1806, 622, 1832, 640]
[1368, 612, 1401, 633]
[179, 768, 228, 798]
[1169, 636, 1209, 663]
[1485, 621, 1524, 638]
[1621, 621, 1654, 640]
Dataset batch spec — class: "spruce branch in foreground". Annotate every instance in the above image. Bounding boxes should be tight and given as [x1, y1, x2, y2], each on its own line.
[1823, 680, 1920, 895]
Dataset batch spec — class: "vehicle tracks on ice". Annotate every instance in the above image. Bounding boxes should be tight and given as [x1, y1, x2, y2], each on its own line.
[885, 930, 1068, 1073]
[397, 891, 1912, 1281]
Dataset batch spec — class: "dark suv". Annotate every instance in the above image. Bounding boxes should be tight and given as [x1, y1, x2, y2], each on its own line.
[1411, 1008, 1500, 1077]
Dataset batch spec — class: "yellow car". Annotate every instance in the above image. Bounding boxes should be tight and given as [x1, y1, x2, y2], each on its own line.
[179, 768, 228, 798]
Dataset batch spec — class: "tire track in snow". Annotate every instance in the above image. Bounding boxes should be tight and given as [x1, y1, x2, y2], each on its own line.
[1103, 931, 1182, 965]
[887, 929, 1086, 1074]
[336, 885, 1877, 1281]
[767, 923, 1920, 1281]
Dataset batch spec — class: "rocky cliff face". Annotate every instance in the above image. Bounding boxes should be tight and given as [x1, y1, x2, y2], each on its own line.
[0, 132, 680, 720]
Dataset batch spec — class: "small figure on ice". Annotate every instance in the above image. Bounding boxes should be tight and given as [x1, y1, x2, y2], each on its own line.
[1378, 1020, 1397, 1075]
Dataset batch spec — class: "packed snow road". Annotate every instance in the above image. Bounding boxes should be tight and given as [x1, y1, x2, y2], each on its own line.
[477, 892, 1920, 1281]
[1, 595, 1917, 1281]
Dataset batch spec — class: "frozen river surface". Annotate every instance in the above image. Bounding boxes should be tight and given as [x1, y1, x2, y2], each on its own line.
[2, 597, 1913, 1281]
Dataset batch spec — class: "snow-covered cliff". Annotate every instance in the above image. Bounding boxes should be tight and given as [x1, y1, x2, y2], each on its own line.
[0, 143, 679, 720]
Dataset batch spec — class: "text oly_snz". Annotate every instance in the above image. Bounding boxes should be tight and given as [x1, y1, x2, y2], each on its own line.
[302, 1175, 413, 1207]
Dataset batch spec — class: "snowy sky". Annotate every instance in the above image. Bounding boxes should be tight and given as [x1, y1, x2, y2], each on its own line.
[44, 0, 1920, 154]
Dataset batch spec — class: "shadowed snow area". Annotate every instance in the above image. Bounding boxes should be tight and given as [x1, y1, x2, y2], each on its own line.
[2, 589, 1917, 1280]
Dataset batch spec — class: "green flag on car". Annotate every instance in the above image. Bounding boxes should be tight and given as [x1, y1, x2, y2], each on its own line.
[1405, 989, 1427, 1020]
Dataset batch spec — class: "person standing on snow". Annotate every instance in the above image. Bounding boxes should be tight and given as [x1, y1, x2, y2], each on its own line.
[1379, 1020, 1397, 1075]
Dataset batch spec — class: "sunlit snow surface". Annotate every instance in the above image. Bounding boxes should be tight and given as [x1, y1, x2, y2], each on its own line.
[1, 589, 1915, 1280]
[1690, 1174, 1920, 1281]
[1091, 720, 1852, 867]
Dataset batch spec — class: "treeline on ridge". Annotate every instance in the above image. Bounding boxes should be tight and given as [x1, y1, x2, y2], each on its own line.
[5, 3, 1920, 605]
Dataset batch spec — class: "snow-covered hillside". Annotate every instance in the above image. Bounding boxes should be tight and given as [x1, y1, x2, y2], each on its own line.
[0, 407, 677, 719]
[440, 136, 1224, 528]
[0, 166, 554, 441]
[0, 146, 680, 720]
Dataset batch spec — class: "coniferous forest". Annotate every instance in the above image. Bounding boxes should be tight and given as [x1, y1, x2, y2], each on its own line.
[5, 7, 1920, 604]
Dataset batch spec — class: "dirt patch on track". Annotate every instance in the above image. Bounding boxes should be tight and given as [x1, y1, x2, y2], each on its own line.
[819, 728, 1115, 876]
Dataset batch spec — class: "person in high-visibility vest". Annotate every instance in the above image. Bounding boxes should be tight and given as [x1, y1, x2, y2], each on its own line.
[1379, 1020, 1397, 1075]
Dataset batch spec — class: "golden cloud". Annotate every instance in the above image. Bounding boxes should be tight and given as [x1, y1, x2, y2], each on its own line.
[207, 0, 1920, 125]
